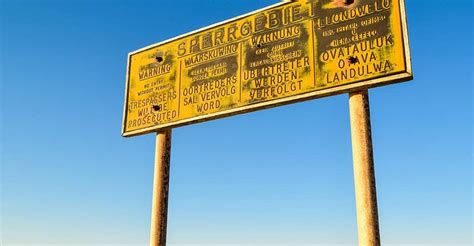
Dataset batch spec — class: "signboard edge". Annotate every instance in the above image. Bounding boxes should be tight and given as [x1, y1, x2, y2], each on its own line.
[399, 0, 412, 76]
[121, 53, 132, 137]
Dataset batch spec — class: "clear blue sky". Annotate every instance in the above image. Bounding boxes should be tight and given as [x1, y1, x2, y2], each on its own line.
[1, 0, 472, 245]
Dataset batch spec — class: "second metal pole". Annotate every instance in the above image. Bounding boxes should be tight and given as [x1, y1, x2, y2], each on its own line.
[349, 90, 381, 246]
[150, 129, 172, 246]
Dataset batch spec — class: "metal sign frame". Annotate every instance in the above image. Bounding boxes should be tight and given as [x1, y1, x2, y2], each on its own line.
[122, 0, 412, 137]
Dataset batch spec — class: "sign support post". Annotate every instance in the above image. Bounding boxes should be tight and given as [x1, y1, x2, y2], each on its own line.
[150, 129, 172, 246]
[349, 90, 381, 246]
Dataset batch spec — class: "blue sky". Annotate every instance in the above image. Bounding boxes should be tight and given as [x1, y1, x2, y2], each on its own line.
[1, 0, 472, 245]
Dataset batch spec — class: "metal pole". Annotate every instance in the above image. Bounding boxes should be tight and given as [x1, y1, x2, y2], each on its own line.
[150, 129, 172, 246]
[348, 90, 381, 246]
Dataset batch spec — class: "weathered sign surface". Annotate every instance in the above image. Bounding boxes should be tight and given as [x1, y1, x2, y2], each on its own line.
[122, 0, 412, 137]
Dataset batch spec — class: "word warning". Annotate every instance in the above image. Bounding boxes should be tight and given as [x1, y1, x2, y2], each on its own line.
[122, 0, 412, 137]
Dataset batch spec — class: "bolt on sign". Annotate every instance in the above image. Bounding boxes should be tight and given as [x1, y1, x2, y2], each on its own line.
[122, 0, 412, 137]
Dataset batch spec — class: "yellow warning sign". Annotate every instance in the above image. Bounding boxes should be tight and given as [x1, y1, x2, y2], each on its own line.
[122, 0, 412, 137]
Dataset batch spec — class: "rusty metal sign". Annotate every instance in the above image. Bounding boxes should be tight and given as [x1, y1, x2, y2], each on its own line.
[122, 0, 412, 137]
